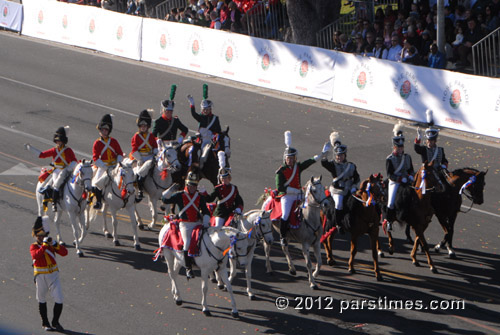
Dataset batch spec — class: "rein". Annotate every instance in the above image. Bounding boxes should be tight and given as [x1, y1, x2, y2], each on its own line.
[458, 175, 478, 213]
[106, 167, 134, 208]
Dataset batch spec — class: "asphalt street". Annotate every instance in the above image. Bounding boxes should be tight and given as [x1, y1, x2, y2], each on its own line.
[0, 31, 499, 335]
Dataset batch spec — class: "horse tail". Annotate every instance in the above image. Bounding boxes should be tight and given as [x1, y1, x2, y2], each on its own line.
[89, 206, 99, 223]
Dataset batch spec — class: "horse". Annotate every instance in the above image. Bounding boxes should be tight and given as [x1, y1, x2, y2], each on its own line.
[134, 143, 181, 229]
[432, 167, 487, 258]
[386, 162, 441, 273]
[36, 160, 93, 256]
[226, 209, 274, 300]
[261, 176, 332, 289]
[157, 225, 249, 317]
[172, 126, 231, 187]
[89, 161, 142, 250]
[322, 174, 385, 281]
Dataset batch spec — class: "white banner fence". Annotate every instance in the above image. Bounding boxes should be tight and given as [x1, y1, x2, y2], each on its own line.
[18, 0, 500, 138]
[0, 0, 23, 32]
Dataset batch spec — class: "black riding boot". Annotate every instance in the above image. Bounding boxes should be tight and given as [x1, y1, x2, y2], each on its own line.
[51, 303, 64, 331]
[184, 251, 195, 279]
[135, 176, 144, 203]
[52, 189, 59, 212]
[386, 207, 395, 231]
[335, 209, 345, 234]
[280, 219, 288, 246]
[39, 302, 53, 331]
[93, 187, 103, 209]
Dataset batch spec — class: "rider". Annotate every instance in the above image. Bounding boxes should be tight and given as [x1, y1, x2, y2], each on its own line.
[276, 131, 321, 247]
[321, 132, 360, 234]
[152, 85, 189, 144]
[414, 110, 448, 190]
[131, 109, 158, 202]
[161, 171, 211, 279]
[204, 151, 244, 228]
[25, 126, 77, 212]
[187, 84, 221, 169]
[92, 114, 124, 210]
[384, 123, 415, 231]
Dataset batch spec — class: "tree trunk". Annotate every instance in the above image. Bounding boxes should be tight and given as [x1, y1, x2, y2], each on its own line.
[286, 0, 341, 46]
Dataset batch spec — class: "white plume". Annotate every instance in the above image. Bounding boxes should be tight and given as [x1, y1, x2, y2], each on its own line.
[64, 125, 70, 135]
[426, 109, 434, 126]
[393, 122, 404, 136]
[284, 130, 292, 148]
[217, 151, 226, 169]
[42, 215, 50, 234]
[329, 131, 340, 146]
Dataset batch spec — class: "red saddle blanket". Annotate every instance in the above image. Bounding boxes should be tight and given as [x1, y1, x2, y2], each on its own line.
[160, 220, 202, 257]
[264, 192, 301, 229]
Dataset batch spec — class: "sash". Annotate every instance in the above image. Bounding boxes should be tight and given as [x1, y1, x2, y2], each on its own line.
[333, 162, 352, 182]
[159, 119, 175, 139]
[217, 185, 235, 205]
[428, 147, 439, 164]
[178, 191, 199, 218]
[53, 147, 69, 167]
[99, 139, 117, 157]
[283, 164, 297, 187]
[393, 155, 406, 175]
[137, 133, 152, 152]
[206, 115, 218, 131]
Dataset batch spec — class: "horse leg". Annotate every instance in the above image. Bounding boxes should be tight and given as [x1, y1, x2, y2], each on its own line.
[165, 251, 182, 305]
[77, 210, 88, 244]
[102, 204, 112, 238]
[135, 208, 145, 231]
[218, 265, 240, 318]
[410, 230, 420, 267]
[323, 233, 336, 266]
[387, 231, 395, 255]
[36, 189, 45, 217]
[446, 213, 458, 259]
[420, 232, 437, 273]
[312, 240, 322, 278]
[110, 208, 121, 246]
[370, 229, 382, 281]
[244, 247, 256, 300]
[405, 223, 413, 244]
[348, 236, 357, 275]
[200, 267, 211, 316]
[53, 211, 64, 246]
[281, 243, 296, 276]
[127, 205, 141, 250]
[300, 243, 317, 289]
[434, 216, 449, 253]
[376, 227, 385, 258]
[148, 197, 157, 229]
[68, 212, 84, 257]
[263, 240, 273, 275]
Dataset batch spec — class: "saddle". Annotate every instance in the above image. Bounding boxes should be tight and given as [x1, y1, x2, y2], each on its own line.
[159, 220, 203, 257]
[264, 191, 303, 229]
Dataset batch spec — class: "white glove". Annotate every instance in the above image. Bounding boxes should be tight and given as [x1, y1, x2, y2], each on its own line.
[187, 95, 195, 106]
[94, 159, 106, 169]
[417, 127, 423, 141]
[402, 177, 408, 184]
[203, 215, 210, 227]
[25, 143, 42, 156]
[441, 164, 447, 169]
[161, 184, 176, 200]
[350, 187, 357, 194]
[117, 155, 123, 163]
[322, 141, 331, 154]
[177, 136, 184, 144]
[313, 154, 321, 161]
[409, 175, 414, 182]
[234, 208, 242, 215]
[198, 185, 206, 194]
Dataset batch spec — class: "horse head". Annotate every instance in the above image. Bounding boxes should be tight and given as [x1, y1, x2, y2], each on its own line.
[213, 126, 231, 160]
[358, 173, 384, 205]
[414, 162, 442, 195]
[117, 161, 136, 195]
[160, 143, 181, 172]
[246, 210, 274, 245]
[455, 168, 487, 205]
[306, 175, 332, 211]
[223, 227, 249, 267]
[77, 159, 93, 192]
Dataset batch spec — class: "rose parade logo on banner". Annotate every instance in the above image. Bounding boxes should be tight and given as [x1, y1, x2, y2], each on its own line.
[62, 15, 68, 29]
[38, 10, 44, 24]
[351, 63, 373, 91]
[256, 45, 276, 72]
[89, 19, 96, 33]
[394, 71, 419, 100]
[3, 4, 8, 18]
[187, 33, 203, 56]
[159, 31, 171, 50]
[116, 26, 124, 40]
[220, 39, 238, 64]
[442, 80, 469, 111]
[295, 52, 314, 78]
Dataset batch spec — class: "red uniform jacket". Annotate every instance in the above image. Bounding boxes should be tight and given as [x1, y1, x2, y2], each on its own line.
[280, 166, 301, 189]
[92, 137, 124, 166]
[130, 132, 157, 156]
[30, 242, 68, 276]
[39, 146, 77, 169]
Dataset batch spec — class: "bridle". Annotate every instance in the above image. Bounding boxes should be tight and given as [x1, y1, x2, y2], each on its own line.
[305, 181, 330, 208]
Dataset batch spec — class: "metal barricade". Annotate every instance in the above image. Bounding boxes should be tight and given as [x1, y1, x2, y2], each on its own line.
[316, 12, 356, 50]
[244, 1, 288, 41]
[472, 27, 500, 78]
[155, 0, 187, 20]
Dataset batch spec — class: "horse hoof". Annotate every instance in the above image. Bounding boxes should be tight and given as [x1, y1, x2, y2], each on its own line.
[203, 310, 211, 317]
[217, 284, 225, 290]
[267, 271, 274, 276]
[148, 224, 155, 230]
[311, 284, 319, 290]
[376, 275, 383, 282]
[434, 245, 441, 253]
[289, 269, 296, 276]
[231, 312, 239, 318]
[379, 252, 385, 258]
[138, 224, 145, 231]
[114, 240, 120, 246]
[59, 241, 66, 247]
[72, 241, 76, 246]
[413, 261, 420, 267]
[210, 277, 217, 283]
[348, 268, 356, 274]
[388, 249, 394, 255]
[448, 252, 457, 259]
[249, 295, 256, 301]
[134, 245, 142, 251]
[327, 259, 336, 266]
[77, 252, 84, 258]
[175, 300, 182, 306]
[105, 233, 112, 239]
[406, 238, 414, 244]
[431, 267, 438, 274]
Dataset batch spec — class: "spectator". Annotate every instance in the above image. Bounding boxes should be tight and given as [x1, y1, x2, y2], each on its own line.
[332, 30, 343, 50]
[178, 7, 190, 23]
[166, 7, 178, 21]
[399, 38, 413, 60]
[210, 10, 222, 29]
[375, 7, 386, 23]
[339, 34, 355, 53]
[445, 6, 456, 24]
[452, 25, 465, 47]
[419, 30, 433, 62]
[362, 19, 372, 38]
[353, 33, 366, 54]
[383, 22, 394, 48]
[365, 31, 376, 51]
[351, 20, 363, 39]
[395, 10, 406, 28]
[481, 5, 500, 34]
[228, 1, 243, 33]
[409, 3, 420, 20]
[385, 34, 403, 61]
[402, 46, 423, 65]
[428, 43, 447, 69]
[363, 43, 374, 57]
[372, 20, 384, 38]
[406, 25, 422, 51]
[385, 5, 396, 25]
[455, 17, 484, 66]
[373, 36, 388, 59]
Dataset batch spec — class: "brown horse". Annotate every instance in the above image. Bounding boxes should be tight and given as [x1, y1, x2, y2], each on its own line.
[386, 162, 441, 273]
[432, 167, 487, 258]
[322, 174, 385, 281]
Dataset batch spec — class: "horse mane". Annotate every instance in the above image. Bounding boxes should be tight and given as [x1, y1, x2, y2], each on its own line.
[255, 191, 269, 207]
[452, 167, 479, 175]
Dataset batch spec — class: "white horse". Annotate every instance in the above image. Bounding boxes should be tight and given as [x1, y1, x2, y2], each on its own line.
[262, 176, 332, 289]
[89, 161, 141, 250]
[52, 161, 93, 257]
[157, 225, 249, 317]
[135, 143, 181, 229]
[227, 210, 274, 300]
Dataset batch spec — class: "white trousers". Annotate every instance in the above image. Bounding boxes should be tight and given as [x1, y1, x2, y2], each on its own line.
[214, 217, 226, 228]
[53, 168, 71, 191]
[387, 180, 400, 209]
[332, 193, 344, 211]
[180, 221, 201, 251]
[92, 167, 109, 190]
[280, 191, 302, 221]
[36, 271, 63, 304]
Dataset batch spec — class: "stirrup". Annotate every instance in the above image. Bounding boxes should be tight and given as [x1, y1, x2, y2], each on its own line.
[52, 203, 58, 212]
[280, 237, 288, 247]
[186, 268, 195, 279]
[93, 201, 102, 209]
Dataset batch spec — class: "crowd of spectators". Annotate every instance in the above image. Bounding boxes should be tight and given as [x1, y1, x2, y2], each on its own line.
[334, 0, 500, 71]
